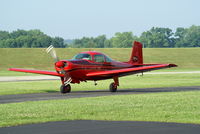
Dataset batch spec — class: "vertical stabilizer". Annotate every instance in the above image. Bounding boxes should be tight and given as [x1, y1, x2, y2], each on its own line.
[129, 41, 143, 64]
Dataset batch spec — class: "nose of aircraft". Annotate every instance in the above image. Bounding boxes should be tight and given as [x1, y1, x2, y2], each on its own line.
[55, 60, 72, 73]
[55, 61, 71, 75]
[55, 61, 66, 68]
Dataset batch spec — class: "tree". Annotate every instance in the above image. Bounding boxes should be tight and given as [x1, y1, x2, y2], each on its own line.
[1, 26, 200, 48]
[71, 36, 102, 48]
[94, 35, 107, 48]
[52, 37, 65, 48]
[139, 27, 174, 48]
[104, 39, 112, 48]
[10, 29, 27, 39]
[72, 39, 83, 48]
[111, 32, 135, 48]
[0, 29, 65, 48]
[0, 31, 10, 40]
[174, 27, 187, 47]
[174, 25, 200, 47]
[185, 25, 200, 47]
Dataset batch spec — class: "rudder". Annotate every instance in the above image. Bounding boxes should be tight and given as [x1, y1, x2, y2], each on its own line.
[129, 41, 143, 64]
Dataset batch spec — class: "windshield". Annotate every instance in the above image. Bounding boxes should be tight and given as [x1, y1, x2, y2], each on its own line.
[104, 55, 113, 62]
[73, 53, 92, 60]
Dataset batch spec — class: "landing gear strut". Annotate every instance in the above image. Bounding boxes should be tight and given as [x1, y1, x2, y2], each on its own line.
[109, 76, 119, 92]
[60, 84, 71, 94]
[60, 76, 72, 94]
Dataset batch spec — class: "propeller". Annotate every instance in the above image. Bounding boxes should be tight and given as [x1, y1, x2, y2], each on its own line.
[46, 45, 64, 74]
[46, 45, 72, 85]
[46, 45, 59, 62]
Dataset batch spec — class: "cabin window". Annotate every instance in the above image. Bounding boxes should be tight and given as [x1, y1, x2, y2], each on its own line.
[94, 54, 105, 62]
[105, 55, 113, 62]
[73, 53, 92, 60]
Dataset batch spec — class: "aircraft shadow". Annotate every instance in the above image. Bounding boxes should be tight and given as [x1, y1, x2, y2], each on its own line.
[72, 86, 200, 94]
[45, 90, 59, 93]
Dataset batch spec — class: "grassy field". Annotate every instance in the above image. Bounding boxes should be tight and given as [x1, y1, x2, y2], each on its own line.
[1, 72, 199, 127]
[1, 48, 200, 70]
[1, 90, 200, 127]
[0, 71, 40, 76]
[1, 73, 200, 95]
[0, 47, 200, 127]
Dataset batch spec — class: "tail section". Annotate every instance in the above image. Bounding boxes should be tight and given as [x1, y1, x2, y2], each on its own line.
[129, 41, 143, 64]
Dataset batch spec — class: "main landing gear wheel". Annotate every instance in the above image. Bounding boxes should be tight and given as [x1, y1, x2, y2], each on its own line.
[109, 82, 117, 92]
[60, 84, 71, 94]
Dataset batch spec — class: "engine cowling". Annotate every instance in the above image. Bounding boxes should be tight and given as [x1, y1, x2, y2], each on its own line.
[55, 61, 67, 68]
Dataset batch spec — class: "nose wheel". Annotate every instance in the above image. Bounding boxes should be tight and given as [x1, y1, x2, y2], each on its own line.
[60, 84, 71, 94]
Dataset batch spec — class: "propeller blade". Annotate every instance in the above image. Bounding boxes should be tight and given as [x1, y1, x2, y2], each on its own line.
[46, 45, 67, 77]
[46, 45, 59, 62]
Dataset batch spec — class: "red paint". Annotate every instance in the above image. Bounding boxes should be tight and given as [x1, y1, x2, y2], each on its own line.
[9, 41, 177, 92]
[9, 68, 63, 77]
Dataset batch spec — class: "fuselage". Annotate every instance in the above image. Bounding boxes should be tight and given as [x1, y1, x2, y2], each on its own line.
[55, 51, 134, 83]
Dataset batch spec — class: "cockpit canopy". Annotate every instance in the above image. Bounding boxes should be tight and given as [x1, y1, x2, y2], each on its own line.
[73, 52, 113, 63]
[73, 53, 92, 61]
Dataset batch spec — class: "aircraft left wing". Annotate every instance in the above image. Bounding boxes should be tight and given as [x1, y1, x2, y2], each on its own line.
[9, 68, 64, 77]
[86, 64, 177, 77]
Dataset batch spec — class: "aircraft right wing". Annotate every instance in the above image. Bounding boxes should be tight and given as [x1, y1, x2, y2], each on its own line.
[86, 64, 177, 77]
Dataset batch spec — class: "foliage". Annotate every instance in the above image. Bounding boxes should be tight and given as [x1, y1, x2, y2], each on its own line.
[174, 25, 200, 47]
[71, 35, 107, 48]
[0, 29, 65, 48]
[1, 25, 200, 48]
[111, 32, 137, 48]
[70, 25, 200, 48]
[139, 27, 174, 48]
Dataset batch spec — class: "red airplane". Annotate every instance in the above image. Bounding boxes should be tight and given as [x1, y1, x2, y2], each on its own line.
[9, 41, 177, 93]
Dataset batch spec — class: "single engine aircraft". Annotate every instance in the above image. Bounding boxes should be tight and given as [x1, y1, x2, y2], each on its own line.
[9, 41, 177, 93]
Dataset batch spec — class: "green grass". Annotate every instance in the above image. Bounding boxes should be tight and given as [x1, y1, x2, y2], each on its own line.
[1, 48, 200, 70]
[1, 47, 200, 127]
[1, 90, 200, 127]
[0, 71, 40, 76]
[1, 73, 200, 95]
[0, 81, 60, 95]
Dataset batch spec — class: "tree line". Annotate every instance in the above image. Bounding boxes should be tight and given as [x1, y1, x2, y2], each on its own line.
[70, 25, 200, 48]
[0, 29, 64, 48]
[0, 25, 200, 48]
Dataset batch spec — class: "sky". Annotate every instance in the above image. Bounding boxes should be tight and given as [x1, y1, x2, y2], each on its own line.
[1, 0, 200, 39]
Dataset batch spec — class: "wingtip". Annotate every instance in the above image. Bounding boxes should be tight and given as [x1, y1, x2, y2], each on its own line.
[168, 64, 178, 67]
[8, 68, 13, 71]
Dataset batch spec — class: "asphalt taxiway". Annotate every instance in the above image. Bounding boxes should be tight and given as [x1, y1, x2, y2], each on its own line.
[1, 76, 200, 134]
[1, 87, 200, 134]
[1, 86, 200, 104]
[1, 120, 200, 134]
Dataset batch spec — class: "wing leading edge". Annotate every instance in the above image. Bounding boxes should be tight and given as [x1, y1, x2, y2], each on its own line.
[9, 68, 63, 77]
[86, 64, 177, 77]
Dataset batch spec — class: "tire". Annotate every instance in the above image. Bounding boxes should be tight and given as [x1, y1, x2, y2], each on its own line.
[60, 84, 71, 94]
[109, 82, 117, 92]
